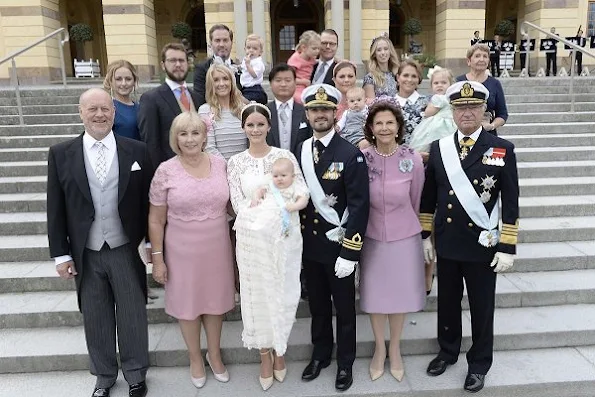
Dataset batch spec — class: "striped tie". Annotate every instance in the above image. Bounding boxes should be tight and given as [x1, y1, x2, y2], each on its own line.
[94, 142, 107, 185]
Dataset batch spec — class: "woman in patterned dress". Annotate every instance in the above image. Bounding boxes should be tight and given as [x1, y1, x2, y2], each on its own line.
[395, 59, 429, 145]
[363, 35, 400, 100]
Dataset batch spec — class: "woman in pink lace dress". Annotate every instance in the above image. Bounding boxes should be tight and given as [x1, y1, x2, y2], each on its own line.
[148, 112, 235, 389]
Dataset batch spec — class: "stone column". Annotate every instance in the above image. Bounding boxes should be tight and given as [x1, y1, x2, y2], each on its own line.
[435, 0, 486, 74]
[251, 0, 266, 61]
[0, 0, 62, 83]
[102, 0, 158, 81]
[349, 0, 362, 65]
[330, 0, 344, 59]
[234, 0, 248, 60]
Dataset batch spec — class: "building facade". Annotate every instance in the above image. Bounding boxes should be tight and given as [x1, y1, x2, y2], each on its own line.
[0, 0, 593, 83]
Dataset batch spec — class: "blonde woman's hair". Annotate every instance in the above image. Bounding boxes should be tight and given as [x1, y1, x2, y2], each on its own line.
[295, 30, 321, 52]
[245, 33, 264, 51]
[103, 60, 138, 95]
[466, 43, 490, 59]
[367, 37, 400, 89]
[430, 68, 454, 85]
[205, 64, 244, 120]
[169, 112, 208, 156]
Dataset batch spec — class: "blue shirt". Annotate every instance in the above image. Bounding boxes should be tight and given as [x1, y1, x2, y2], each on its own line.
[113, 99, 141, 140]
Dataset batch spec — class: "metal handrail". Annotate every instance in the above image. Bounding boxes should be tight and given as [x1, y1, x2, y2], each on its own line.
[0, 28, 69, 125]
[521, 21, 595, 113]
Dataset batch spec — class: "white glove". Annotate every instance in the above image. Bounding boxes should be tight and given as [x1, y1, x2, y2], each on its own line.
[334, 257, 357, 278]
[422, 238, 435, 264]
[490, 252, 514, 272]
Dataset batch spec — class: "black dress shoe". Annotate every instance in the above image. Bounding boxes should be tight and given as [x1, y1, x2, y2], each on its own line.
[92, 388, 110, 397]
[464, 373, 485, 393]
[129, 381, 148, 397]
[335, 367, 353, 391]
[426, 356, 453, 376]
[302, 359, 331, 381]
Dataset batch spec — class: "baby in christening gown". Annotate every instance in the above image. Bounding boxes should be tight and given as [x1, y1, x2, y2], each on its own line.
[250, 158, 309, 236]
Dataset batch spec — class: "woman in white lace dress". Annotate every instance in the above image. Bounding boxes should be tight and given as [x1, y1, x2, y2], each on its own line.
[227, 103, 309, 391]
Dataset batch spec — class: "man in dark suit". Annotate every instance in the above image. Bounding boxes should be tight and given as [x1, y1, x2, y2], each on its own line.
[310, 29, 339, 86]
[297, 84, 369, 392]
[138, 42, 200, 168]
[545, 27, 559, 76]
[420, 81, 519, 393]
[193, 24, 242, 106]
[47, 88, 154, 397]
[266, 63, 312, 155]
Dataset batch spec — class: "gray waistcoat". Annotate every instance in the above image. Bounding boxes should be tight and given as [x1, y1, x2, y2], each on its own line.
[83, 148, 129, 251]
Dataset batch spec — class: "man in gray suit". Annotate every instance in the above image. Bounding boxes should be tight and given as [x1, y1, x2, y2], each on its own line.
[47, 88, 153, 397]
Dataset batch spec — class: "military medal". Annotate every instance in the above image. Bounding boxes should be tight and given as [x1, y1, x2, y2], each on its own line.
[313, 145, 320, 164]
[480, 175, 497, 190]
[324, 193, 338, 207]
[480, 191, 491, 203]
[459, 146, 469, 160]
[492, 148, 506, 166]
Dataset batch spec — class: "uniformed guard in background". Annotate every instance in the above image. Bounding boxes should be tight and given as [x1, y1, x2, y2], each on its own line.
[420, 80, 519, 393]
[297, 84, 370, 392]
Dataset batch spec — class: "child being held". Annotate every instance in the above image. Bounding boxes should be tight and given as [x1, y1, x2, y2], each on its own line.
[336, 86, 370, 150]
[287, 30, 321, 104]
[409, 66, 457, 158]
[250, 158, 309, 237]
[240, 34, 268, 104]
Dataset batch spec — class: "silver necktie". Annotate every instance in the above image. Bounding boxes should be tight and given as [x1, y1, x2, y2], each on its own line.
[94, 142, 107, 185]
[279, 102, 289, 126]
[313, 62, 327, 83]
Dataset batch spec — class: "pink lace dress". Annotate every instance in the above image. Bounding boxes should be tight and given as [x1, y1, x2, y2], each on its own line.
[149, 155, 235, 319]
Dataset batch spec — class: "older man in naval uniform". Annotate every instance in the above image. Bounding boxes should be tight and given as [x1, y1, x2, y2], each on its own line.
[296, 83, 369, 392]
[420, 81, 519, 393]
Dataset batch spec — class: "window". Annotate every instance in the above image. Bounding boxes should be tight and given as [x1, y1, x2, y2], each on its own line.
[588, 1, 595, 37]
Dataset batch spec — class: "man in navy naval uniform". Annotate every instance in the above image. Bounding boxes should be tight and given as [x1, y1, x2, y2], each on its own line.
[420, 81, 519, 393]
[297, 83, 369, 392]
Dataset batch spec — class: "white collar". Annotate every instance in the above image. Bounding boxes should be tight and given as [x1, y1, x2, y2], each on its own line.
[319, 58, 334, 67]
[395, 90, 420, 106]
[314, 130, 335, 147]
[165, 78, 187, 92]
[83, 130, 116, 151]
[275, 97, 294, 111]
[457, 126, 483, 143]
[213, 55, 232, 66]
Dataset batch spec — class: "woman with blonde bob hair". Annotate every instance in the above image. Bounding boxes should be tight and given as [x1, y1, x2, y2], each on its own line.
[363, 35, 400, 100]
[149, 111, 236, 389]
[103, 59, 141, 140]
[198, 64, 247, 160]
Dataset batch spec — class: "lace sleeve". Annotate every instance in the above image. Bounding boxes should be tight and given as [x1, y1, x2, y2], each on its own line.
[227, 154, 249, 213]
[149, 162, 169, 206]
[286, 151, 310, 199]
[198, 104, 223, 158]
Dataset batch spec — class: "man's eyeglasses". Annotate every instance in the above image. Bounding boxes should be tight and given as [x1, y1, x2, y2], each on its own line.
[165, 58, 187, 64]
[321, 41, 338, 48]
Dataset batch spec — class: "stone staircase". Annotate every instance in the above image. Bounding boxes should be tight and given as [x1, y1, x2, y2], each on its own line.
[1, 78, 595, 397]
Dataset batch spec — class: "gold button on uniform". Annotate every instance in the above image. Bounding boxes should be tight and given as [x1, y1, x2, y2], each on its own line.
[447, 217, 452, 223]
[301, 225, 305, 230]
[468, 223, 474, 227]
[449, 190, 454, 196]
[314, 209, 318, 214]
[314, 219, 319, 224]
[313, 230, 318, 235]
[473, 179, 478, 185]
[301, 214, 306, 219]
[447, 204, 453, 209]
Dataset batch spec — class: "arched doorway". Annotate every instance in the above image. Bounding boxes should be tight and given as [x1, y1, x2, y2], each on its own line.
[186, 1, 207, 60]
[389, 0, 406, 50]
[271, 0, 324, 63]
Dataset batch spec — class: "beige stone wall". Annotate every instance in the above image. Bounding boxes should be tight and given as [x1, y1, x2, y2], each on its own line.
[361, 0, 390, 62]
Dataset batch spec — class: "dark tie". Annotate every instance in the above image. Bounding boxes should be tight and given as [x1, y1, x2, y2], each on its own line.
[313, 140, 325, 165]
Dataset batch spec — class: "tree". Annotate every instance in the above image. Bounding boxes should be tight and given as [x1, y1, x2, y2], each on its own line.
[171, 22, 192, 41]
[403, 18, 423, 54]
[69, 23, 93, 59]
[494, 19, 515, 38]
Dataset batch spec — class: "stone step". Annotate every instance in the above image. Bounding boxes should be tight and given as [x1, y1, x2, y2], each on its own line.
[2, 269, 595, 329]
[0, 148, 48, 162]
[505, 93, 595, 104]
[2, 303, 595, 373]
[502, 133, 595, 148]
[2, 347, 594, 397]
[0, 161, 47, 178]
[0, 96, 82, 106]
[0, 114, 81, 126]
[503, 85, 595, 95]
[519, 176, 595, 196]
[507, 112, 595, 124]
[518, 216, 595, 243]
[515, 146, 595, 162]
[0, 134, 77, 148]
[517, 160, 595, 178]
[0, 124, 82, 136]
[0, 212, 46, 234]
[519, 195, 595, 217]
[0, 176, 47, 194]
[0, 104, 79, 116]
[507, 102, 595, 113]
[499, 122, 595, 135]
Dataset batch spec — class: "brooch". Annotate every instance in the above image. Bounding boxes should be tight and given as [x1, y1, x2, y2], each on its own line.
[399, 158, 414, 173]
[324, 193, 338, 207]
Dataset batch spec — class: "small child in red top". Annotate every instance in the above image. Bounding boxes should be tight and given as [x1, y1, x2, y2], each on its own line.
[287, 30, 321, 104]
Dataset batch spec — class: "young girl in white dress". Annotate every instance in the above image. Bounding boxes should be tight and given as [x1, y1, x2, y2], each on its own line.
[409, 67, 456, 155]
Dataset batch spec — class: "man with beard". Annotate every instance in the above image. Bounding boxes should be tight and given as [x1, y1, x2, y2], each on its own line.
[138, 43, 200, 168]
[194, 24, 242, 106]
[297, 84, 369, 392]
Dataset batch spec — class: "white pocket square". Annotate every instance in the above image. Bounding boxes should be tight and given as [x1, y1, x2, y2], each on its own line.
[299, 122, 307, 129]
[131, 161, 141, 171]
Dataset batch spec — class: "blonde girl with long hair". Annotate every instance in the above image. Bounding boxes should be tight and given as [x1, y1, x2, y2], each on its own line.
[363, 35, 400, 100]
[103, 59, 141, 140]
[198, 64, 248, 160]
[287, 30, 321, 103]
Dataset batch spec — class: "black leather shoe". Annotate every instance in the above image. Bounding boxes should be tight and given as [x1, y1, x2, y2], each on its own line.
[464, 373, 485, 393]
[426, 356, 453, 376]
[129, 381, 148, 397]
[335, 367, 353, 391]
[92, 388, 110, 397]
[302, 359, 331, 381]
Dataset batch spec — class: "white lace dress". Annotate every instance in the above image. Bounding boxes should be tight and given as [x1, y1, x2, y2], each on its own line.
[227, 147, 309, 354]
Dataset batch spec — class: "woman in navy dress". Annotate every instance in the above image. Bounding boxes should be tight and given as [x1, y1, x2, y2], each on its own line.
[103, 60, 141, 140]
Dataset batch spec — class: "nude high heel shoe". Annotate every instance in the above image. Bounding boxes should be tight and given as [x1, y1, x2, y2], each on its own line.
[390, 368, 405, 382]
[190, 359, 206, 388]
[369, 365, 385, 381]
[273, 351, 287, 383]
[206, 352, 229, 383]
[259, 350, 274, 391]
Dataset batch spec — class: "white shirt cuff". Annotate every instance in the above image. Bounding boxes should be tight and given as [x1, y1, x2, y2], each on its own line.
[54, 255, 73, 266]
[145, 242, 152, 248]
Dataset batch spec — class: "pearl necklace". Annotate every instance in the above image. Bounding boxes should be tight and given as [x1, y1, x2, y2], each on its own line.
[374, 145, 398, 158]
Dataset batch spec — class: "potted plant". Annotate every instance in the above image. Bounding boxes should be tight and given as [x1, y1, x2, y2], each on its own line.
[403, 18, 423, 54]
[171, 22, 192, 42]
[69, 23, 93, 59]
[412, 53, 437, 78]
[494, 19, 515, 39]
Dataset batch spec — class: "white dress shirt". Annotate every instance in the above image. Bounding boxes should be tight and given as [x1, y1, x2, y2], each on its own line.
[457, 126, 483, 151]
[314, 129, 335, 147]
[395, 90, 420, 107]
[54, 131, 117, 266]
[275, 98, 294, 151]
